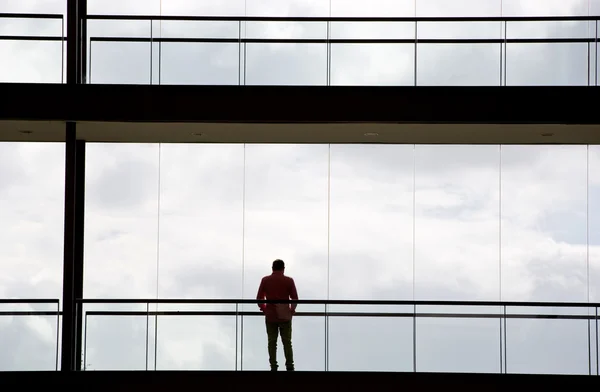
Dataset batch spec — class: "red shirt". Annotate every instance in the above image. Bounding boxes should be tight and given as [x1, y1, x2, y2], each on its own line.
[256, 271, 299, 323]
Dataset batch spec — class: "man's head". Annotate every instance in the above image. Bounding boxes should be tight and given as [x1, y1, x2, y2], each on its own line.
[272, 259, 285, 272]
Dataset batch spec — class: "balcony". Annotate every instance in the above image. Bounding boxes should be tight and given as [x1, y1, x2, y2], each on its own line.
[2, 12, 600, 86]
[4, 298, 600, 374]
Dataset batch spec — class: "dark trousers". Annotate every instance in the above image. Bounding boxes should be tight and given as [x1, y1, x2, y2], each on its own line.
[265, 319, 294, 371]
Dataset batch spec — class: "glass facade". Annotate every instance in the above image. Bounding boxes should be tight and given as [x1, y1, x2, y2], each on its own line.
[1, 0, 600, 375]
[76, 143, 600, 373]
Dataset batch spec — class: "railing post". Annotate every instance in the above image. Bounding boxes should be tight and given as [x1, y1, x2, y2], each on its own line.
[413, 304, 417, 372]
[503, 305, 507, 374]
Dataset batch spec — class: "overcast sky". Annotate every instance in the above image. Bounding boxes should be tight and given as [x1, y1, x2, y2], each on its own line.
[1, 0, 600, 375]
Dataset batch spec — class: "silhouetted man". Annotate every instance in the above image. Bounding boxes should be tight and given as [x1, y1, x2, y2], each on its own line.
[256, 259, 299, 371]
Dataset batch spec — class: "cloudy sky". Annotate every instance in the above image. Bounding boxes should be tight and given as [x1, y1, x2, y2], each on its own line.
[1, 0, 600, 375]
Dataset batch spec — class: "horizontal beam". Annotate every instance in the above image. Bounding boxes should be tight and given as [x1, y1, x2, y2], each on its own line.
[0, 84, 599, 125]
[76, 297, 600, 307]
[85, 15, 600, 22]
[0, 298, 59, 304]
[84, 310, 599, 320]
[89, 37, 599, 44]
[0, 13, 63, 19]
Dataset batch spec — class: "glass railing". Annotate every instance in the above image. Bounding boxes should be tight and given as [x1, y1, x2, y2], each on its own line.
[1, 12, 599, 86]
[0, 12, 65, 83]
[77, 299, 600, 374]
[0, 299, 61, 371]
[84, 15, 599, 86]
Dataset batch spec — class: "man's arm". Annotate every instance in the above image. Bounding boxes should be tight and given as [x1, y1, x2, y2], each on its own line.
[256, 278, 266, 311]
[289, 278, 299, 313]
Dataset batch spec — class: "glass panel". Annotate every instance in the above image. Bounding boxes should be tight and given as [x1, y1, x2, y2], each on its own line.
[245, 0, 330, 17]
[502, 0, 589, 16]
[330, 22, 414, 39]
[506, 21, 591, 39]
[87, 0, 161, 15]
[242, 144, 329, 300]
[505, 306, 590, 375]
[83, 310, 150, 370]
[84, 143, 159, 298]
[241, 304, 325, 371]
[159, 43, 240, 85]
[417, 44, 501, 85]
[245, 21, 326, 39]
[159, 20, 239, 39]
[589, 146, 600, 375]
[506, 43, 589, 85]
[161, 0, 245, 16]
[157, 144, 244, 298]
[0, 41, 63, 83]
[331, 0, 415, 17]
[0, 142, 65, 300]
[0, 304, 59, 371]
[242, 144, 328, 369]
[155, 304, 237, 370]
[89, 42, 151, 84]
[330, 44, 414, 85]
[328, 305, 413, 371]
[416, 0, 502, 17]
[329, 145, 414, 300]
[500, 146, 588, 302]
[244, 43, 327, 85]
[414, 145, 500, 301]
[416, 305, 501, 373]
[590, 146, 600, 305]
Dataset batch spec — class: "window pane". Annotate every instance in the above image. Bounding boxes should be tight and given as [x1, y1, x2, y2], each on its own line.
[416, 0, 501, 17]
[590, 146, 600, 305]
[157, 144, 244, 299]
[331, 44, 414, 85]
[329, 145, 414, 300]
[0, 41, 64, 83]
[417, 44, 501, 86]
[242, 145, 329, 370]
[506, 43, 589, 86]
[244, 43, 327, 85]
[502, 0, 589, 16]
[0, 142, 65, 300]
[331, 0, 415, 17]
[90, 42, 151, 84]
[0, 142, 64, 371]
[84, 143, 159, 299]
[87, 0, 161, 15]
[500, 146, 588, 302]
[414, 145, 500, 301]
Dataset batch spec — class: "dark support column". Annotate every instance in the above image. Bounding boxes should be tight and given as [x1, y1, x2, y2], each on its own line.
[61, 123, 77, 371]
[62, 0, 86, 372]
[74, 140, 86, 371]
[66, 0, 79, 86]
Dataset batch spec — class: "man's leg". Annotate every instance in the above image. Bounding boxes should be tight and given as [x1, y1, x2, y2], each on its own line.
[279, 321, 294, 371]
[265, 320, 279, 370]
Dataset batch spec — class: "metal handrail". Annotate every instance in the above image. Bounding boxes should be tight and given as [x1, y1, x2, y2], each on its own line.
[84, 15, 600, 22]
[78, 298, 599, 375]
[76, 298, 600, 307]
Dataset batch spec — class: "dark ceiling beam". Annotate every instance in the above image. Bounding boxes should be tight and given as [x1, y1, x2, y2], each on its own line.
[0, 83, 598, 125]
